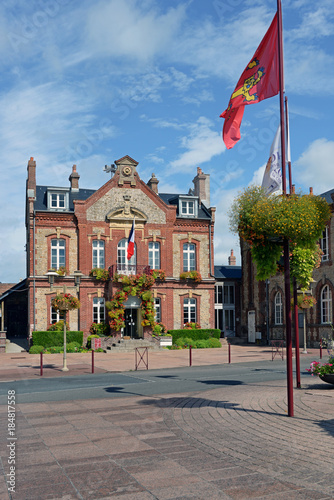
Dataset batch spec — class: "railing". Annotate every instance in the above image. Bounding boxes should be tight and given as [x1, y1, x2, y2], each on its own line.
[109, 264, 151, 278]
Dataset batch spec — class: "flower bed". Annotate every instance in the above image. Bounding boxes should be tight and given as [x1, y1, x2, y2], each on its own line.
[306, 356, 334, 377]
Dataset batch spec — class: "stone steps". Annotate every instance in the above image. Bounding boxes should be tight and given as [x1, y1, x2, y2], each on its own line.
[103, 338, 163, 352]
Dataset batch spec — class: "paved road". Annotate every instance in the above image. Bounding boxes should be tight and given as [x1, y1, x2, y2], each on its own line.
[0, 359, 312, 404]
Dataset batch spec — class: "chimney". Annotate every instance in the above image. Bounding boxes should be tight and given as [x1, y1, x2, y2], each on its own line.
[27, 157, 36, 198]
[147, 173, 159, 194]
[69, 164, 80, 191]
[192, 167, 210, 207]
[228, 249, 236, 266]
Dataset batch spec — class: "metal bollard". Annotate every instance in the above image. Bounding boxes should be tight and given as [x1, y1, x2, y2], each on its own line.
[92, 349, 95, 374]
[189, 345, 192, 366]
[320, 339, 322, 360]
[228, 343, 231, 364]
[40, 351, 43, 376]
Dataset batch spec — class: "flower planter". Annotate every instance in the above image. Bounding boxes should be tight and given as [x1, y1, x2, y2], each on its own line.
[320, 374, 334, 385]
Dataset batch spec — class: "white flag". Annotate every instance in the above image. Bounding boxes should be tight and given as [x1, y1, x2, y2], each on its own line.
[261, 125, 282, 195]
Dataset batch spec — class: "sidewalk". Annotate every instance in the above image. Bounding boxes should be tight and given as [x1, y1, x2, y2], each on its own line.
[0, 343, 324, 381]
[0, 351, 333, 499]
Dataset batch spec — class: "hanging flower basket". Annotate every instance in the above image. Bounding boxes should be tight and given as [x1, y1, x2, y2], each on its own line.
[51, 293, 81, 312]
[229, 186, 331, 285]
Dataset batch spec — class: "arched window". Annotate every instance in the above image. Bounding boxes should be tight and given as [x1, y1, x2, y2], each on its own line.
[321, 285, 332, 324]
[274, 292, 283, 325]
[92, 240, 105, 268]
[183, 243, 196, 272]
[149, 241, 160, 270]
[183, 298, 196, 325]
[93, 298, 105, 324]
[51, 238, 65, 270]
[117, 238, 136, 274]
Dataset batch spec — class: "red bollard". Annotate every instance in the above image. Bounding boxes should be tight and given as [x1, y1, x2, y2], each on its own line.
[320, 339, 322, 360]
[40, 351, 43, 376]
[189, 345, 192, 366]
[228, 343, 231, 364]
[92, 349, 95, 374]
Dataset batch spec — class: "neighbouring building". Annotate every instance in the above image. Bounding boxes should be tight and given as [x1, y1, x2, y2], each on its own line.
[241, 188, 334, 347]
[24, 156, 216, 341]
[214, 250, 242, 338]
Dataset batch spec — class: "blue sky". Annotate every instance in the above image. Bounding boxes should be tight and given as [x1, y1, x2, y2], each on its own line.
[1, 0, 334, 283]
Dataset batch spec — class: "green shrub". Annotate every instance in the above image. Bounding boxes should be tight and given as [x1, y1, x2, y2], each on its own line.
[66, 342, 81, 353]
[32, 331, 83, 348]
[45, 346, 63, 353]
[168, 329, 220, 344]
[194, 340, 207, 349]
[47, 320, 69, 331]
[207, 337, 222, 348]
[29, 345, 44, 354]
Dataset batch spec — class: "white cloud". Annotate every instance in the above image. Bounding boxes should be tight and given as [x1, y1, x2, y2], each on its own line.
[169, 117, 226, 172]
[213, 187, 242, 266]
[294, 138, 334, 193]
[85, 0, 187, 62]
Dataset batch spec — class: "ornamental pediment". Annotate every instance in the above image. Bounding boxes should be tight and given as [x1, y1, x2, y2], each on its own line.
[106, 206, 147, 224]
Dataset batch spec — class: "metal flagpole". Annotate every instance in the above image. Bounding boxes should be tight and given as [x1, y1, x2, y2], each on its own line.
[285, 95, 301, 389]
[277, 0, 294, 416]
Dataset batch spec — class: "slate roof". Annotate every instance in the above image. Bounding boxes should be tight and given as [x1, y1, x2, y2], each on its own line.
[319, 188, 334, 205]
[214, 265, 242, 280]
[158, 193, 211, 219]
[34, 186, 212, 219]
[34, 186, 96, 211]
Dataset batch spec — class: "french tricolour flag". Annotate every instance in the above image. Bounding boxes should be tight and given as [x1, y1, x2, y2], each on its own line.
[127, 220, 135, 260]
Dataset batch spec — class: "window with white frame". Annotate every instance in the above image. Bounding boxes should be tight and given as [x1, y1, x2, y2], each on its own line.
[149, 241, 160, 270]
[321, 226, 329, 262]
[179, 197, 198, 217]
[215, 284, 223, 304]
[117, 238, 136, 274]
[183, 298, 196, 325]
[93, 298, 105, 324]
[51, 307, 65, 324]
[183, 243, 196, 271]
[154, 297, 161, 322]
[93, 240, 105, 268]
[51, 239, 66, 270]
[47, 189, 69, 210]
[274, 292, 283, 325]
[321, 285, 332, 324]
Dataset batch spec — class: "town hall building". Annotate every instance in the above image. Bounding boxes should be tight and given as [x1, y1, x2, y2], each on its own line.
[24, 156, 216, 341]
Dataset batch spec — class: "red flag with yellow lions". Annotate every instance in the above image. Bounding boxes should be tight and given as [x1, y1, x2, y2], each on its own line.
[220, 13, 279, 149]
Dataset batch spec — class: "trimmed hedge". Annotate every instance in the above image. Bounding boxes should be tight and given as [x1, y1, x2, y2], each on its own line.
[168, 329, 220, 344]
[32, 331, 83, 348]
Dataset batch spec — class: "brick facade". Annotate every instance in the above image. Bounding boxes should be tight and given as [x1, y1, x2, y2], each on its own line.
[25, 155, 215, 341]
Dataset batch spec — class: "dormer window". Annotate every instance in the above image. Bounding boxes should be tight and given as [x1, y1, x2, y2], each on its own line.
[51, 193, 65, 209]
[179, 196, 198, 218]
[47, 188, 69, 211]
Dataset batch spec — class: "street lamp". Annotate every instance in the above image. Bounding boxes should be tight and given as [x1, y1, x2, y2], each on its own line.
[45, 269, 58, 289]
[74, 270, 83, 290]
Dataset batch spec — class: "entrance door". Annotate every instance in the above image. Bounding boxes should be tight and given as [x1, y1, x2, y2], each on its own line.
[124, 309, 139, 339]
[248, 310, 256, 343]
